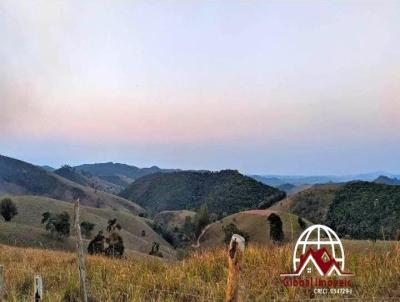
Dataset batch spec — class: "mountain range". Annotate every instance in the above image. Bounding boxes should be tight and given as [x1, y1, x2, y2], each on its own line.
[74, 162, 178, 187]
[251, 172, 400, 187]
[0, 155, 143, 214]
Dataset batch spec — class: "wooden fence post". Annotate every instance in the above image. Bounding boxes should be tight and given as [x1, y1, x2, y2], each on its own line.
[34, 275, 43, 301]
[0, 265, 4, 300]
[74, 199, 89, 302]
[225, 234, 245, 302]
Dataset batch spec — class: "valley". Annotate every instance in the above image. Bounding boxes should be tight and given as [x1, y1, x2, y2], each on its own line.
[0, 154, 399, 301]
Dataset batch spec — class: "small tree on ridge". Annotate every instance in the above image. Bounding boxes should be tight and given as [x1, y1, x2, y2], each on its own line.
[267, 213, 284, 243]
[0, 198, 18, 222]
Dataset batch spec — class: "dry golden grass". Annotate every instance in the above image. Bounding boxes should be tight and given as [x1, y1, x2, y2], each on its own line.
[0, 242, 399, 301]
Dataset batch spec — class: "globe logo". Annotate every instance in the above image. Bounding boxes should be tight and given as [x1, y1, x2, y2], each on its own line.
[294, 225, 344, 271]
[282, 224, 353, 277]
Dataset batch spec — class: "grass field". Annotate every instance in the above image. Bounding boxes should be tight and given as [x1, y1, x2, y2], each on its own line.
[0, 240, 398, 301]
[0, 195, 175, 258]
[199, 209, 312, 249]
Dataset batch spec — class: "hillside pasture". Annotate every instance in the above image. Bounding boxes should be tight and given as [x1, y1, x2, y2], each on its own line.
[0, 241, 398, 301]
[0, 195, 175, 258]
[198, 210, 312, 249]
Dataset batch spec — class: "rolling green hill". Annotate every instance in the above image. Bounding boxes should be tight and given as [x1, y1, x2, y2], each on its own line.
[0, 195, 175, 257]
[326, 181, 400, 240]
[0, 155, 144, 214]
[197, 209, 311, 249]
[271, 183, 342, 224]
[271, 181, 400, 240]
[120, 170, 286, 216]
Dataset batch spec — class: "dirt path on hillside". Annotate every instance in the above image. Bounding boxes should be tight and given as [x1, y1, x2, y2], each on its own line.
[243, 209, 276, 216]
[191, 224, 212, 248]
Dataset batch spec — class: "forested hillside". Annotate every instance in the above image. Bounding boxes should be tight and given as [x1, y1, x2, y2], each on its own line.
[54, 165, 123, 193]
[326, 182, 400, 240]
[281, 181, 400, 240]
[120, 170, 286, 216]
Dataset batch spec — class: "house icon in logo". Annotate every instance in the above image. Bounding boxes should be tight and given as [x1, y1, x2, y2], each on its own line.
[281, 225, 353, 277]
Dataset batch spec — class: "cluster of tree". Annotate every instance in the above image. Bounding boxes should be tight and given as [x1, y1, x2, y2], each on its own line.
[120, 169, 286, 217]
[41, 211, 71, 239]
[149, 242, 163, 257]
[41, 210, 95, 240]
[149, 203, 212, 248]
[0, 198, 18, 222]
[88, 219, 124, 257]
[222, 223, 250, 244]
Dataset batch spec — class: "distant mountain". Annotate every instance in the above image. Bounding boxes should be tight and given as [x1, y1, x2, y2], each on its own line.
[0, 155, 143, 214]
[374, 175, 400, 186]
[250, 171, 398, 186]
[250, 175, 286, 187]
[40, 165, 55, 172]
[53, 165, 123, 194]
[277, 183, 296, 193]
[120, 170, 286, 216]
[74, 162, 178, 187]
[54, 165, 92, 187]
[272, 181, 400, 240]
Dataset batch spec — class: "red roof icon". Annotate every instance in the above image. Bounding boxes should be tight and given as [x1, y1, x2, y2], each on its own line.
[282, 247, 353, 277]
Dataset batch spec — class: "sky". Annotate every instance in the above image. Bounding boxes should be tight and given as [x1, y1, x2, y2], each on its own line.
[1, 1, 400, 175]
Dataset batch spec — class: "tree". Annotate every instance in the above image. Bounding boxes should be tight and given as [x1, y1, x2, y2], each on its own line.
[42, 211, 71, 239]
[80, 221, 95, 238]
[298, 217, 307, 230]
[0, 198, 18, 222]
[194, 203, 210, 236]
[183, 216, 196, 240]
[267, 213, 284, 243]
[222, 223, 250, 244]
[149, 242, 163, 258]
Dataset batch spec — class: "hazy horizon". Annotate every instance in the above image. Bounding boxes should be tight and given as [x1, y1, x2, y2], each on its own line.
[1, 1, 400, 175]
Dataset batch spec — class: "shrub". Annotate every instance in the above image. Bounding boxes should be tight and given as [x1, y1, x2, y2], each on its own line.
[297, 217, 306, 230]
[42, 211, 71, 239]
[267, 213, 284, 243]
[222, 223, 250, 245]
[80, 221, 95, 238]
[0, 198, 18, 221]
